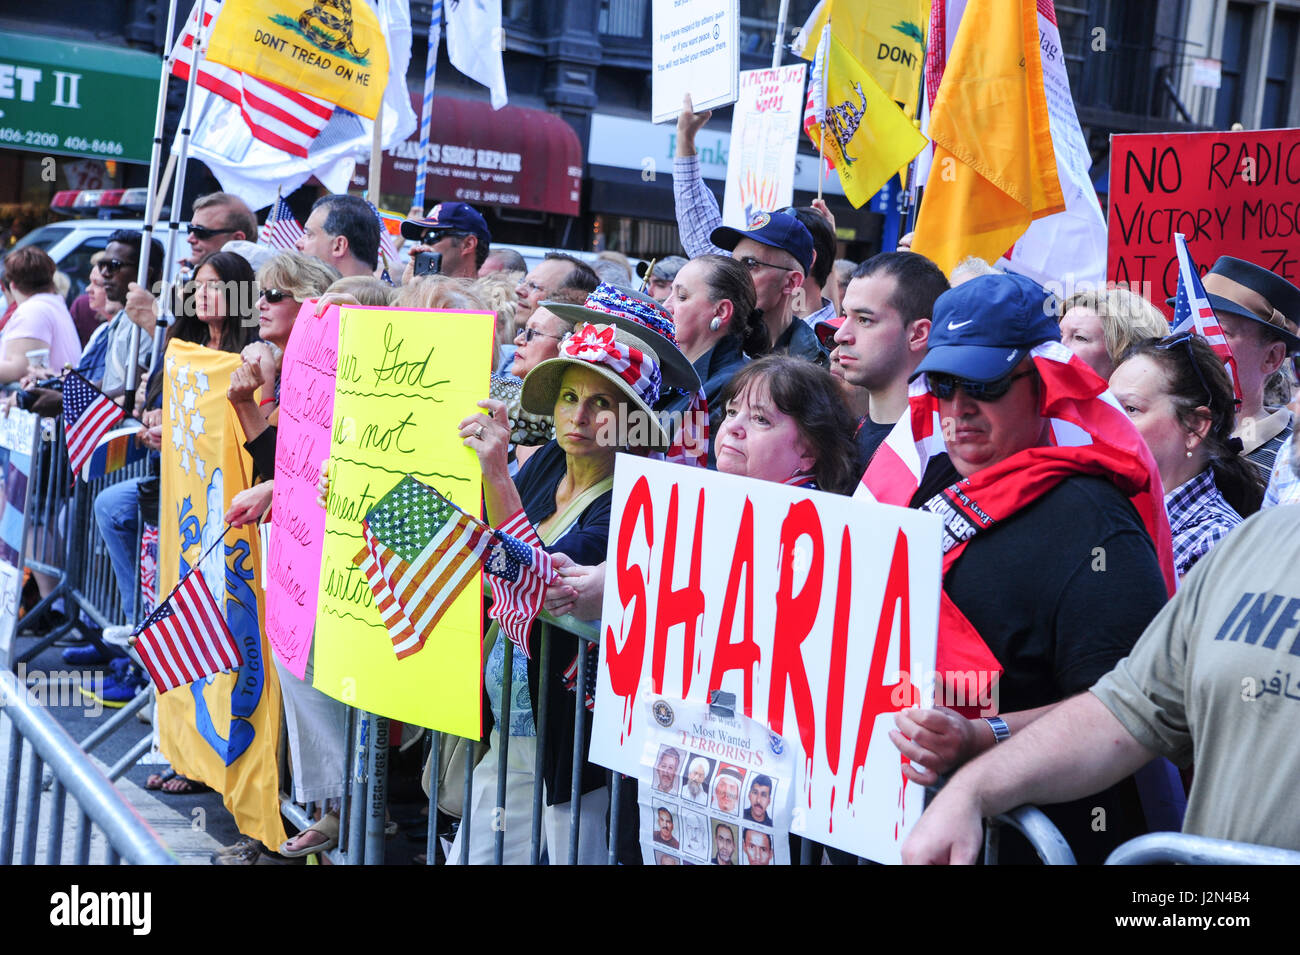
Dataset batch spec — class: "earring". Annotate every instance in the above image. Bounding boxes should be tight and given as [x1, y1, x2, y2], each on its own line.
[709, 317, 722, 332]
[1186, 449, 1194, 458]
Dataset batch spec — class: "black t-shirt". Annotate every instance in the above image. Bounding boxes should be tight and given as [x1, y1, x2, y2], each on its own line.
[922, 466, 1169, 863]
[853, 415, 896, 474]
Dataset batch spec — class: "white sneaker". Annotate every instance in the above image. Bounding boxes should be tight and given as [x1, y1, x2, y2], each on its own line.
[101, 625, 135, 649]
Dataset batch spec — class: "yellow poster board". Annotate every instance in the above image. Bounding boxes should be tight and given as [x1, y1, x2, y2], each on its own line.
[313, 306, 494, 737]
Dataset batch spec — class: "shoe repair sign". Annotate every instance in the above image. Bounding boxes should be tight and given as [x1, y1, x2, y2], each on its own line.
[589, 457, 941, 864]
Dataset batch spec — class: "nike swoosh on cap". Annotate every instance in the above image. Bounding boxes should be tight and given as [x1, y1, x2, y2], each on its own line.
[948, 319, 973, 329]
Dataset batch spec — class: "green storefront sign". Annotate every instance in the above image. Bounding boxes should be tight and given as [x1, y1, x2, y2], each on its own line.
[0, 31, 159, 164]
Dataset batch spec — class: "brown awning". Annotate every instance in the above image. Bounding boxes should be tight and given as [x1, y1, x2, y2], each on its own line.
[353, 94, 582, 216]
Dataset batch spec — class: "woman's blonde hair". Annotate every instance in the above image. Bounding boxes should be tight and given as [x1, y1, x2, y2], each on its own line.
[394, 276, 496, 368]
[1062, 287, 1169, 367]
[325, 275, 395, 306]
[257, 251, 340, 303]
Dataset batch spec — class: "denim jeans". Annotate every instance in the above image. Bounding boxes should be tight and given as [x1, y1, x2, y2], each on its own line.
[94, 475, 145, 622]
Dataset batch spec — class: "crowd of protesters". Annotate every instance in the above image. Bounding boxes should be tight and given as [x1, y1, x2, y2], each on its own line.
[6, 93, 1300, 866]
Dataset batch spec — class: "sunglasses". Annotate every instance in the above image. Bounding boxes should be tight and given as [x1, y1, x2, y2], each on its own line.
[1154, 331, 1217, 409]
[520, 327, 563, 343]
[738, 255, 798, 274]
[259, 288, 293, 304]
[420, 229, 466, 244]
[928, 369, 1034, 402]
[98, 258, 131, 275]
[187, 225, 237, 241]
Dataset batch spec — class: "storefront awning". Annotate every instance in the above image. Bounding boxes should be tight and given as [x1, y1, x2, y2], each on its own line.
[353, 94, 582, 217]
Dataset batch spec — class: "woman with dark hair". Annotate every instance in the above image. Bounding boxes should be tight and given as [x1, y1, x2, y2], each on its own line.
[714, 354, 859, 494]
[172, 250, 259, 352]
[663, 254, 765, 454]
[1109, 332, 1263, 578]
[0, 246, 81, 382]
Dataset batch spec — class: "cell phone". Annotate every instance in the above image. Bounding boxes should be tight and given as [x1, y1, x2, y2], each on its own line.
[415, 251, 442, 277]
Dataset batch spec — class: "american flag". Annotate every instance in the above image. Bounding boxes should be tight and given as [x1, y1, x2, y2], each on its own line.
[171, 0, 334, 158]
[802, 23, 834, 170]
[353, 477, 495, 660]
[133, 570, 242, 694]
[139, 523, 160, 617]
[1172, 232, 1242, 404]
[62, 371, 125, 478]
[484, 513, 556, 659]
[260, 195, 304, 252]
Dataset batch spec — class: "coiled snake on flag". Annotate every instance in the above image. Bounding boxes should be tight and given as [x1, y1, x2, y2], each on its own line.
[298, 0, 370, 60]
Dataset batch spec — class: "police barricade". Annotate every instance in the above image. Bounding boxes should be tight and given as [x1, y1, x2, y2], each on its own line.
[0, 667, 175, 864]
[315, 610, 1077, 866]
[1105, 832, 1300, 865]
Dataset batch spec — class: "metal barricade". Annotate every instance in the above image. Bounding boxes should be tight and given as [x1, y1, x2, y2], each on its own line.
[0, 668, 175, 864]
[1106, 832, 1300, 865]
[311, 610, 1076, 866]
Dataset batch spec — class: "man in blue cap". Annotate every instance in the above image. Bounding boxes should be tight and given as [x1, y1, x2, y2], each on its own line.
[709, 211, 826, 365]
[874, 271, 1171, 864]
[401, 201, 492, 280]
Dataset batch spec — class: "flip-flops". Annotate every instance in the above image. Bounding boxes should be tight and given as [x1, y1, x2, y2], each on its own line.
[144, 771, 212, 794]
[280, 812, 340, 858]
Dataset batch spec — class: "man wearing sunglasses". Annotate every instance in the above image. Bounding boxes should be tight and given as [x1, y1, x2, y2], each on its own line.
[399, 201, 491, 280]
[184, 192, 258, 270]
[880, 272, 1170, 864]
[98, 230, 165, 399]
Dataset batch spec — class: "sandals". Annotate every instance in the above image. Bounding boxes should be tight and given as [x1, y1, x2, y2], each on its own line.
[144, 771, 212, 794]
[280, 812, 340, 858]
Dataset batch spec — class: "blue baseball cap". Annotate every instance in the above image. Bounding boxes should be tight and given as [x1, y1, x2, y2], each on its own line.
[401, 200, 491, 246]
[710, 210, 814, 273]
[911, 273, 1059, 382]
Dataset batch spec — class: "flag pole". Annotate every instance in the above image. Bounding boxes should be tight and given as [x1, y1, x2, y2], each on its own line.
[128, 0, 181, 404]
[141, 0, 208, 411]
[413, 0, 444, 213]
[130, 521, 233, 641]
[771, 0, 791, 68]
[901, 21, 931, 240]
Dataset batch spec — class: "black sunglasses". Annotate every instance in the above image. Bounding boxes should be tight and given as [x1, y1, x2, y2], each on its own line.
[259, 288, 293, 304]
[421, 228, 467, 243]
[928, 369, 1034, 402]
[98, 257, 131, 275]
[1155, 331, 1218, 409]
[188, 224, 237, 241]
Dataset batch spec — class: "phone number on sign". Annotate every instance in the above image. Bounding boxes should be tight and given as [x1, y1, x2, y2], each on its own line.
[0, 127, 124, 155]
[453, 188, 520, 205]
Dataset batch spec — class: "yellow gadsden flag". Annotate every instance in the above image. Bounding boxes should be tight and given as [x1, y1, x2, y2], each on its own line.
[809, 29, 928, 209]
[796, 0, 927, 118]
[156, 340, 286, 850]
[206, 0, 388, 119]
[911, 0, 1065, 275]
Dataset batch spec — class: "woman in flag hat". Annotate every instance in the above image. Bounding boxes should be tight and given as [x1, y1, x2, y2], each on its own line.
[1109, 332, 1263, 578]
[451, 317, 684, 864]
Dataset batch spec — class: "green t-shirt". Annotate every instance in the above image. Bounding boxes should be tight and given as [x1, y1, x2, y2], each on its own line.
[1090, 504, 1300, 850]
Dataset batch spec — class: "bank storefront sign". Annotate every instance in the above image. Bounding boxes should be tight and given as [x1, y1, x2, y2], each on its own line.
[0, 32, 157, 163]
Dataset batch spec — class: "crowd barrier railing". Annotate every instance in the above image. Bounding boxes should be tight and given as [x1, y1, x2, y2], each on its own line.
[1105, 832, 1300, 865]
[0, 668, 175, 864]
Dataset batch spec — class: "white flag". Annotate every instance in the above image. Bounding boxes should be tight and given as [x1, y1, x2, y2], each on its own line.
[446, 0, 508, 110]
[182, 0, 416, 209]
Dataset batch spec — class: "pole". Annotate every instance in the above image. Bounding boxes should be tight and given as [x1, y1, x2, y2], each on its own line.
[413, 0, 443, 213]
[771, 0, 791, 68]
[151, 152, 177, 228]
[369, 100, 384, 203]
[901, 14, 931, 240]
[128, 0, 181, 401]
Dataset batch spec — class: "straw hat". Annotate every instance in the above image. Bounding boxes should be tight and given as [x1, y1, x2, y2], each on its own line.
[520, 322, 670, 449]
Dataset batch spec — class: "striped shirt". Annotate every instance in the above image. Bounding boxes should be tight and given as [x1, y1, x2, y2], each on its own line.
[1263, 430, 1300, 508]
[1166, 468, 1243, 579]
[672, 155, 727, 259]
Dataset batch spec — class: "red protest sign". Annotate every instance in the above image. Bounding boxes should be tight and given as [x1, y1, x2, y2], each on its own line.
[1106, 128, 1300, 316]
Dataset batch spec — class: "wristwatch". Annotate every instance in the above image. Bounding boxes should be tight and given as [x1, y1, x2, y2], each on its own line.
[983, 716, 1010, 743]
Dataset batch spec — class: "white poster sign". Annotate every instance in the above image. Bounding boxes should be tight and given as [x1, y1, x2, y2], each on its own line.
[591, 457, 942, 863]
[651, 0, 740, 124]
[721, 64, 808, 228]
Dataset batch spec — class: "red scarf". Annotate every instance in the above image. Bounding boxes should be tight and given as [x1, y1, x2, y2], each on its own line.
[857, 341, 1177, 714]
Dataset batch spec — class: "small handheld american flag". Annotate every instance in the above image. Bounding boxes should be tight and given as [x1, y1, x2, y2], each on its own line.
[1172, 232, 1242, 405]
[260, 195, 305, 252]
[62, 370, 126, 479]
[132, 570, 242, 694]
[486, 510, 557, 659]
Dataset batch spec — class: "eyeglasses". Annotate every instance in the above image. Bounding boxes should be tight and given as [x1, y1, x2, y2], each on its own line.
[1155, 331, 1217, 409]
[520, 327, 564, 343]
[420, 229, 466, 244]
[98, 258, 131, 276]
[928, 369, 1034, 402]
[518, 279, 548, 296]
[259, 288, 292, 304]
[187, 225, 237, 241]
[738, 256, 797, 274]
